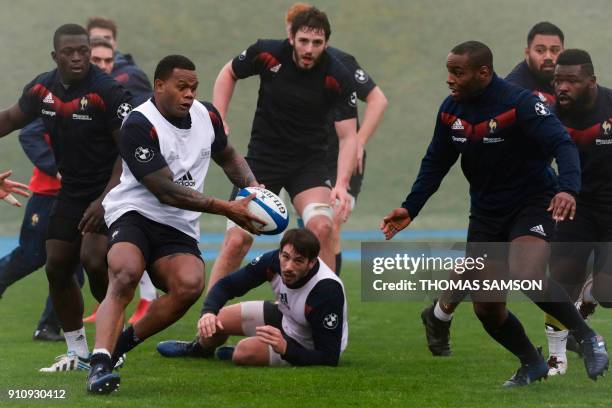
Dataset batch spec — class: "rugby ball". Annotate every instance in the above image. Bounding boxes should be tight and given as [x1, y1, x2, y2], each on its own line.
[236, 187, 289, 235]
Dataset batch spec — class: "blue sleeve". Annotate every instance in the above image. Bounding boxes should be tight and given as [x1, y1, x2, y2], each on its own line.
[282, 279, 345, 366]
[200, 250, 278, 315]
[17, 76, 42, 118]
[119, 67, 152, 106]
[18, 118, 57, 176]
[330, 49, 377, 101]
[517, 93, 581, 194]
[101, 79, 133, 131]
[119, 111, 168, 180]
[401, 108, 460, 218]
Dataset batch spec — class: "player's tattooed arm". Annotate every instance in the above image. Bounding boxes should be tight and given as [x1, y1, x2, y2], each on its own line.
[212, 143, 258, 188]
[140, 166, 264, 234]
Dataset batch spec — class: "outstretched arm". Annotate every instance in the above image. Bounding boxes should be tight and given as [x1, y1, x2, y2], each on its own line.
[0, 104, 33, 138]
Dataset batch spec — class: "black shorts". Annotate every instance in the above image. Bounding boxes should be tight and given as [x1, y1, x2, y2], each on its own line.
[263, 301, 283, 329]
[552, 201, 612, 278]
[47, 198, 108, 242]
[327, 151, 366, 200]
[107, 211, 202, 271]
[467, 193, 555, 243]
[242, 154, 329, 199]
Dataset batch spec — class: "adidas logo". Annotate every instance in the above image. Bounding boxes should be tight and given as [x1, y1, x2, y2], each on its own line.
[451, 119, 464, 130]
[270, 64, 281, 73]
[43, 93, 54, 104]
[529, 224, 546, 236]
[175, 171, 196, 187]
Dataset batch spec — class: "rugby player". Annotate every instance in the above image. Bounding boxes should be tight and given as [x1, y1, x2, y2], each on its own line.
[157, 228, 348, 367]
[82, 35, 157, 325]
[419, 22, 565, 358]
[0, 24, 132, 372]
[206, 7, 358, 290]
[381, 41, 608, 386]
[546, 49, 612, 375]
[286, 3, 387, 275]
[86, 55, 264, 394]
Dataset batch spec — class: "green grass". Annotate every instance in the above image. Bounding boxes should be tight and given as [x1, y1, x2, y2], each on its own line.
[1, 262, 611, 407]
[1, 0, 612, 234]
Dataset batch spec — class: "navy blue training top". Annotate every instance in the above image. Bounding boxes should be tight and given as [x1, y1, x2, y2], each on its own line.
[401, 74, 580, 218]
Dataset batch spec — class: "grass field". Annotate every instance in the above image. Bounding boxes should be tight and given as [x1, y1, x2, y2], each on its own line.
[1, 262, 611, 407]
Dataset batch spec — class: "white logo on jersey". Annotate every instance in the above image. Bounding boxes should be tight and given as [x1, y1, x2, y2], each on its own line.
[43, 92, 54, 104]
[451, 119, 464, 130]
[270, 64, 282, 73]
[529, 224, 546, 237]
[111, 229, 119, 240]
[135, 146, 154, 163]
[354, 69, 368, 84]
[250, 255, 262, 265]
[349, 91, 357, 107]
[238, 50, 247, 61]
[323, 313, 339, 329]
[534, 102, 550, 116]
[117, 103, 133, 119]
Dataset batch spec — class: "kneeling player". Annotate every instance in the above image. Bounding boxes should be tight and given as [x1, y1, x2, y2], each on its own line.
[157, 228, 348, 367]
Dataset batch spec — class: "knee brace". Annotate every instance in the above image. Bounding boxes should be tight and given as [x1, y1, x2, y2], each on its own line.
[301, 202, 333, 226]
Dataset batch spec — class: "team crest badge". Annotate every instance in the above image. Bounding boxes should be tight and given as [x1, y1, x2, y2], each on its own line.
[488, 119, 498, 134]
[80, 96, 88, 111]
[31, 213, 39, 227]
[279, 293, 289, 307]
[602, 121, 612, 137]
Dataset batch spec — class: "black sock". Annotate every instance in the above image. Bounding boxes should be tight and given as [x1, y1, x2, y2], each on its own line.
[113, 326, 143, 360]
[527, 278, 595, 342]
[482, 311, 541, 365]
[90, 352, 112, 370]
[335, 252, 342, 276]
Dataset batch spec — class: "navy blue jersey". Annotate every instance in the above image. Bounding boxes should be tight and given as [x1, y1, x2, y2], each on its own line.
[558, 86, 612, 206]
[506, 60, 555, 105]
[231, 39, 357, 161]
[202, 249, 345, 366]
[402, 74, 580, 218]
[325, 46, 377, 165]
[113, 51, 152, 106]
[119, 99, 227, 180]
[18, 65, 132, 202]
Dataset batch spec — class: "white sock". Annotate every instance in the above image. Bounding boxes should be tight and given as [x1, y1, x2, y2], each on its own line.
[139, 271, 157, 301]
[434, 301, 453, 322]
[92, 348, 111, 358]
[546, 326, 568, 361]
[64, 328, 89, 359]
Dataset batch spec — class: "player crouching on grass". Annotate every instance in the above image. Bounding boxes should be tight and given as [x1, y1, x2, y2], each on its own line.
[157, 228, 348, 367]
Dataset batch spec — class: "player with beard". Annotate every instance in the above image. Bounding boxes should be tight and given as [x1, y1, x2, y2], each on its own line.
[206, 7, 357, 291]
[545, 49, 612, 375]
[419, 22, 565, 358]
[156, 229, 348, 368]
[382, 41, 608, 386]
[0, 24, 132, 372]
[285, 3, 387, 276]
[506, 22, 564, 105]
